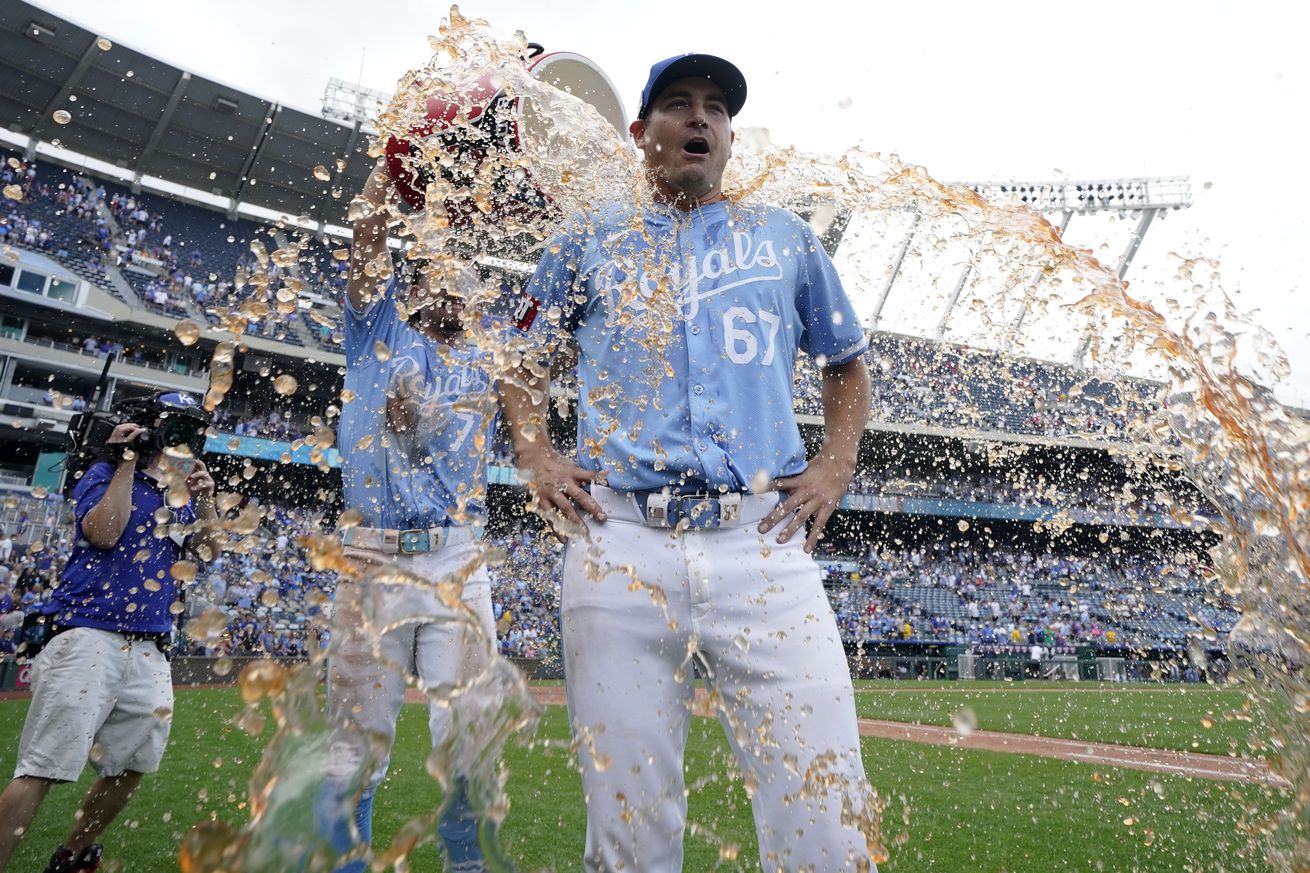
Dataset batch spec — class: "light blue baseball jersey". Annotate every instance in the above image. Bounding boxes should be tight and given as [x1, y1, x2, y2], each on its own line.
[340, 276, 497, 529]
[524, 200, 867, 493]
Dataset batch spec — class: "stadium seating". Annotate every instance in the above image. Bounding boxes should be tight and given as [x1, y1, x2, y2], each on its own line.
[819, 543, 1236, 651]
[1, 149, 122, 298]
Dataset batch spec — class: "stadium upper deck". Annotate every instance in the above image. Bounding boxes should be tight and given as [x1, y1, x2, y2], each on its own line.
[0, 1, 1210, 517]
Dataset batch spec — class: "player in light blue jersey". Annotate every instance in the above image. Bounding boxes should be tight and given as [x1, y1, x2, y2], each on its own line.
[315, 158, 506, 873]
[500, 54, 880, 871]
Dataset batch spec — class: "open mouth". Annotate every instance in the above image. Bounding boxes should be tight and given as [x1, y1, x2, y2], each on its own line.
[683, 138, 710, 155]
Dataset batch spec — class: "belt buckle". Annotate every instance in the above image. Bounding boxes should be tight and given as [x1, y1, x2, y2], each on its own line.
[397, 529, 429, 554]
[675, 494, 721, 530]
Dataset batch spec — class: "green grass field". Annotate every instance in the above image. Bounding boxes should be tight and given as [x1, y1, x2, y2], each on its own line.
[0, 685, 1286, 872]
[850, 682, 1267, 757]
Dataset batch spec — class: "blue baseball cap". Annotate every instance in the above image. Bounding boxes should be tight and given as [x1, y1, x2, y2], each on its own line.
[638, 53, 747, 119]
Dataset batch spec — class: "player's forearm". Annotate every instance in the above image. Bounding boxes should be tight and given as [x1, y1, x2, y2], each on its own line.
[346, 162, 393, 311]
[346, 215, 390, 310]
[80, 460, 137, 549]
[499, 362, 555, 461]
[817, 357, 871, 468]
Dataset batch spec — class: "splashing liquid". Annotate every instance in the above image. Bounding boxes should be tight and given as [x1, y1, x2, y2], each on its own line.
[186, 5, 1307, 871]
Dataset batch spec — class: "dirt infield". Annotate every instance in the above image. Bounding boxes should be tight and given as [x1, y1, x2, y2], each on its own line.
[509, 685, 1286, 787]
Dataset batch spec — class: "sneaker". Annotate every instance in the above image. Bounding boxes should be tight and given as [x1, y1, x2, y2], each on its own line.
[73, 845, 103, 872]
[41, 847, 74, 873]
[44, 844, 103, 872]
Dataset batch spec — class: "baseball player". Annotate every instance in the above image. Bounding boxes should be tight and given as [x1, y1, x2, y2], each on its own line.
[499, 54, 879, 871]
[0, 392, 217, 873]
[314, 158, 507, 873]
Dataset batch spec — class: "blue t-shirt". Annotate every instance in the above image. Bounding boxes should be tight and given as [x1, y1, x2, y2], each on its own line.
[340, 277, 498, 529]
[50, 461, 197, 634]
[525, 201, 867, 492]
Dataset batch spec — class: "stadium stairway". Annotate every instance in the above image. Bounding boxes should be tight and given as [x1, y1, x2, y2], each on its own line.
[103, 260, 143, 307]
[287, 311, 318, 348]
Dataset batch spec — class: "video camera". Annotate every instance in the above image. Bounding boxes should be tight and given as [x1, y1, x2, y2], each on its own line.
[63, 390, 211, 499]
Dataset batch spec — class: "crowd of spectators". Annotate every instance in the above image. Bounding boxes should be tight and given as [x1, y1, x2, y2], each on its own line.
[0, 516, 74, 657]
[847, 466, 1212, 519]
[794, 335, 1169, 446]
[1, 156, 116, 290]
[821, 540, 1236, 651]
[1, 478, 1236, 666]
[209, 407, 313, 443]
[489, 528, 562, 659]
[176, 504, 336, 658]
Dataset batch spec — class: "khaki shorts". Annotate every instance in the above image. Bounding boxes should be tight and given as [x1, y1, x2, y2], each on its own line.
[15, 627, 174, 782]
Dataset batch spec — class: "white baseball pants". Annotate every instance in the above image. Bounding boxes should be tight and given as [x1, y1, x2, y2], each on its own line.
[563, 487, 877, 872]
[318, 540, 497, 857]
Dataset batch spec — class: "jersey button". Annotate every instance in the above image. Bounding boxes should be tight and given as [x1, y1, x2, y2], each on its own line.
[690, 325, 702, 335]
[693, 384, 704, 395]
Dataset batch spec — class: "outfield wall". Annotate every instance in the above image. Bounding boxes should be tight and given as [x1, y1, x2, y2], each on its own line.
[0, 647, 1223, 694]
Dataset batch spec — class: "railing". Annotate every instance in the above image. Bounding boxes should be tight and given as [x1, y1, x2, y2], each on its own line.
[2, 334, 203, 378]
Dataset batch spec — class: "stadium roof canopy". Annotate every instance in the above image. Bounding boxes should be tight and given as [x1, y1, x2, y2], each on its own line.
[0, 0, 373, 225]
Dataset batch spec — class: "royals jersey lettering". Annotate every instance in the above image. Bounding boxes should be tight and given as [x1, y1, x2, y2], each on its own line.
[525, 201, 867, 493]
[340, 278, 497, 529]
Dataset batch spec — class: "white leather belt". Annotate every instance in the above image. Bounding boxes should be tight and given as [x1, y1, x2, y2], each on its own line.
[340, 525, 481, 555]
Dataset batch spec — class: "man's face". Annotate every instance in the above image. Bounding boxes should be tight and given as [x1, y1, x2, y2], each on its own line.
[407, 266, 466, 333]
[630, 77, 734, 204]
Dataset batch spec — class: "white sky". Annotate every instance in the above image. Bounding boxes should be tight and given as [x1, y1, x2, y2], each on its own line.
[30, 0, 1310, 404]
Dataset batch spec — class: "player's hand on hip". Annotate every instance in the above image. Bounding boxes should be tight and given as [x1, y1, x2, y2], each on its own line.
[760, 453, 854, 553]
[516, 445, 607, 539]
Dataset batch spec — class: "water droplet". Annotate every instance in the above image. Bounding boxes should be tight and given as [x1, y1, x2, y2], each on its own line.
[952, 706, 978, 737]
[312, 164, 331, 181]
[273, 374, 298, 395]
[52, 109, 72, 125]
[95, 37, 112, 51]
[373, 340, 392, 361]
[238, 660, 287, 705]
[170, 560, 198, 583]
[957, 520, 970, 532]
[185, 606, 228, 645]
[173, 319, 202, 346]
[2, 185, 23, 201]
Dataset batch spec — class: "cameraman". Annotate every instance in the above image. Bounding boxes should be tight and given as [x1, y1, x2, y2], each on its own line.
[0, 392, 217, 873]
